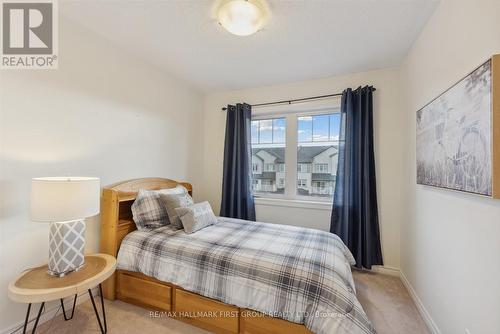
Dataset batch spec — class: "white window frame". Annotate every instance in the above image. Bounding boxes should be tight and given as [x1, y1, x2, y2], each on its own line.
[251, 99, 341, 204]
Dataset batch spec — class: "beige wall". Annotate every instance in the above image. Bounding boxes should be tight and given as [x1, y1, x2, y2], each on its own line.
[200, 67, 404, 270]
[0, 18, 203, 332]
[400, 0, 500, 333]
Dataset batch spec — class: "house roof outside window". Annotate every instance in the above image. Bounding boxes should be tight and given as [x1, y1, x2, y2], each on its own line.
[252, 145, 338, 164]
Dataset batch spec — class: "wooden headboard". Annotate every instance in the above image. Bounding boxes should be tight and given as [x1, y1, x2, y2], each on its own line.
[99, 178, 192, 299]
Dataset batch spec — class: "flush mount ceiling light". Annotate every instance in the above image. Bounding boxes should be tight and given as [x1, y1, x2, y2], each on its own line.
[217, 0, 269, 36]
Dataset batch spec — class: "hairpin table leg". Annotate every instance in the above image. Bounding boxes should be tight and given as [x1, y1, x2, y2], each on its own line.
[88, 284, 107, 333]
[60, 294, 77, 321]
[22, 302, 45, 334]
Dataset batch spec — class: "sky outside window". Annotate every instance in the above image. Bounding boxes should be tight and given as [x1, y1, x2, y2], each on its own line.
[251, 118, 286, 145]
[312, 114, 330, 141]
[298, 113, 340, 143]
[298, 116, 313, 142]
[251, 121, 259, 144]
[273, 118, 286, 143]
[329, 114, 341, 141]
[259, 119, 273, 143]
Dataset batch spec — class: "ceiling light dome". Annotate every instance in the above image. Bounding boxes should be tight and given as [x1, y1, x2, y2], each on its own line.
[217, 0, 268, 36]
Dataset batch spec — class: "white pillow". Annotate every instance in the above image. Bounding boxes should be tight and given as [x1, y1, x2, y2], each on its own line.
[158, 185, 187, 196]
[175, 201, 217, 234]
[159, 190, 194, 229]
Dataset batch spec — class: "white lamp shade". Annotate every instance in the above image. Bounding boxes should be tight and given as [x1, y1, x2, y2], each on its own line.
[31, 177, 100, 223]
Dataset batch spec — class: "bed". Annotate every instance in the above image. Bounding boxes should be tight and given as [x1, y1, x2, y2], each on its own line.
[100, 178, 375, 334]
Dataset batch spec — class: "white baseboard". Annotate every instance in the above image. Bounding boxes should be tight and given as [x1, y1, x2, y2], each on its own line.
[370, 265, 401, 277]
[399, 271, 441, 334]
[1, 288, 96, 334]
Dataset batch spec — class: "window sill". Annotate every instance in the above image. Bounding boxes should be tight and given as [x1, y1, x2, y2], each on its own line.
[254, 197, 333, 211]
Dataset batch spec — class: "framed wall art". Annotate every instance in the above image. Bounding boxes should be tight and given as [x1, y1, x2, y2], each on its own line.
[416, 55, 500, 197]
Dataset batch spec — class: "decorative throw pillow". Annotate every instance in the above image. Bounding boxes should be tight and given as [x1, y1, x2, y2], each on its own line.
[131, 186, 187, 231]
[175, 201, 217, 234]
[159, 191, 194, 229]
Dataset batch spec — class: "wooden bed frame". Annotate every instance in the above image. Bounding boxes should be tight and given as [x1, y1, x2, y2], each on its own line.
[100, 178, 312, 334]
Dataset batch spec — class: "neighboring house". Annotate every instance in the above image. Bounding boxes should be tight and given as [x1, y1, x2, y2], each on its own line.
[252, 145, 338, 196]
[252, 148, 285, 193]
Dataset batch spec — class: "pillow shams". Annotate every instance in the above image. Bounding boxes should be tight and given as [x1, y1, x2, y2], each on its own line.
[175, 201, 217, 234]
[131, 185, 187, 231]
[159, 191, 194, 229]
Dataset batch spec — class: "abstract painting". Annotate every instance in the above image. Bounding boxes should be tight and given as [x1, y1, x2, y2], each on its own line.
[416, 60, 492, 195]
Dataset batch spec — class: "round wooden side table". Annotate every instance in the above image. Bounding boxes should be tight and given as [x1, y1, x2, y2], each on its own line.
[8, 253, 116, 334]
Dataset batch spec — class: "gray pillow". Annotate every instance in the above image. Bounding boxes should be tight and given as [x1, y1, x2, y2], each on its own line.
[175, 201, 217, 234]
[131, 186, 187, 231]
[159, 191, 194, 229]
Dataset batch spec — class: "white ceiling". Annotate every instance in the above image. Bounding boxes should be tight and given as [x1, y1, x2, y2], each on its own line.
[61, 0, 439, 92]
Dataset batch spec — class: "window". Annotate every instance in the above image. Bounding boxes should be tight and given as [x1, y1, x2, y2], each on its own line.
[297, 163, 311, 173]
[264, 163, 276, 172]
[311, 181, 333, 195]
[251, 118, 286, 195]
[314, 163, 329, 173]
[313, 181, 327, 189]
[261, 179, 274, 191]
[278, 178, 285, 188]
[251, 110, 340, 201]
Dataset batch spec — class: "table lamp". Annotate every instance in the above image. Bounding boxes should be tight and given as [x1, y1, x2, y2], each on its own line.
[31, 177, 100, 277]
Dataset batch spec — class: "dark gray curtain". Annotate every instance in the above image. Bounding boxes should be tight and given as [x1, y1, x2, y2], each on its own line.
[330, 86, 383, 269]
[220, 103, 256, 221]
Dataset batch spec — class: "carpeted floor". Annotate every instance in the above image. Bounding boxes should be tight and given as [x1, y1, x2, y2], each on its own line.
[352, 270, 429, 334]
[33, 270, 429, 334]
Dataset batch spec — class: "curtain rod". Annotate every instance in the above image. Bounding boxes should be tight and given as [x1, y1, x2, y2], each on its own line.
[220, 88, 376, 111]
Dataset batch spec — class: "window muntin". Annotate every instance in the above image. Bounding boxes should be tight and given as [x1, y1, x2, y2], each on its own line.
[251, 117, 286, 195]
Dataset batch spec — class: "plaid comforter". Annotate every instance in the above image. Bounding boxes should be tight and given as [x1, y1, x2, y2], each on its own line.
[117, 217, 375, 334]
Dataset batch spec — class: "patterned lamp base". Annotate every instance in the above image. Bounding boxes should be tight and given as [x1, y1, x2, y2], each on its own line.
[48, 220, 86, 277]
